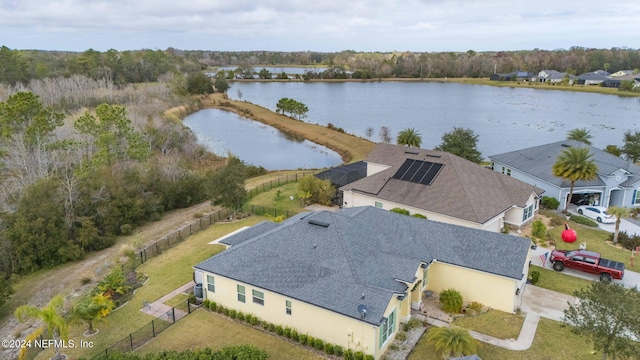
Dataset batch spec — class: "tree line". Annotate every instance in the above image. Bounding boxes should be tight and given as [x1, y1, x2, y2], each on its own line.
[3, 46, 640, 86]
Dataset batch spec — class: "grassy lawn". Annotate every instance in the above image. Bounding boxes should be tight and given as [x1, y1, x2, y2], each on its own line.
[245, 170, 317, 190]
[528, 266, 594, 296]
[442, 78, 640, 97]
[35, 217, 266, 360]
[246, 182, 307, 214]
[136, 309, 326, 360]
[409, 318, 594, 360]
[452, 310, 524, 340]
[164, 293, 190, 308]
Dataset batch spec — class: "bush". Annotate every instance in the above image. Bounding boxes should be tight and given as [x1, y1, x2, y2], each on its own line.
[549, 214, 564, 227]
[275, 325, 284, 336]
[268, 323, 276, 332]
[469, 301, 483, 312]
[541, 196, 560, 210]
[324, 343, 334, 355]
[390, 207, 410, 215]
[314, 338, 324, 350]
[531, 220, 547, 238]
[203, 299, 210, 308]
[306, 336, 315, 347]
[364, 355, 375, 360]
[228, 309, 237, 319]
[354, 351, 365, 360]
[236, 311, 245, 321]
[403, 318, 422, 331]
[291, 329, 299, 342]
[261, 321, 270, 331]
[247, 314, 258, 326]
[299, 334, 308, 345]
[569, 214, 598, 227]
[395, 331, 407, 342]
[608, 231, 640, 251]
[334, 345, 344, 357]
[221, 307, 230, 316]
[283, 326, 292, 338]
[530, 270, 540, 285]
[344, 349, 355, 360]
[440, 288, 463, 313]
[209, 301, 217, 312]
[411, 213, 427, 219]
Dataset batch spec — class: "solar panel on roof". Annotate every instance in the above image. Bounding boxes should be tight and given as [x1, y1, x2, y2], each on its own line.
[392, 159, 443, 185]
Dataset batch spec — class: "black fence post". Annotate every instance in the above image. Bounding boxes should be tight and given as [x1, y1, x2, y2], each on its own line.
[171, 308, 176, 323]
[152, 320, 156, 337]
[187, 300, 191, 314]
[129, 334, 133, 351]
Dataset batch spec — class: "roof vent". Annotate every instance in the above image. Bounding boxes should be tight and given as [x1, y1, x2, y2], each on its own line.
[308, 219, 330, 227]
[561, 143, 572, 148]
[404, 151, 419, 155]
[425, 154, 441, 158]
[357, 304, 367, 318]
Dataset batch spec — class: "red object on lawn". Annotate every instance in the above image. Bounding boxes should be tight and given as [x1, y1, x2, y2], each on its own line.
[562, 223, 577, 243]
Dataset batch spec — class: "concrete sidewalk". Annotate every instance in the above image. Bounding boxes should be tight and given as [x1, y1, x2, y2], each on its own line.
[140, 282, 192, 321]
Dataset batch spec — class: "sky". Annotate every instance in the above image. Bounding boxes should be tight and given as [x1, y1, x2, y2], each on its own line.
[1, 0, 639, 53]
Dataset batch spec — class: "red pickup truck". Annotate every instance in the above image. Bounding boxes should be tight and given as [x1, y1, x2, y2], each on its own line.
[550, 249, 625, 283]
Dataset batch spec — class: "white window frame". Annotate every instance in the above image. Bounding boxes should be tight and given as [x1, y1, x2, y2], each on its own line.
[237, 284, 245, 303]
[206, 275, 215, 293]
[252, 289, 264, 306]
[285, 300, 292, 315]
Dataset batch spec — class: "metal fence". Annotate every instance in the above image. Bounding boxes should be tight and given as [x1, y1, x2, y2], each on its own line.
[245, 171, 315, 199]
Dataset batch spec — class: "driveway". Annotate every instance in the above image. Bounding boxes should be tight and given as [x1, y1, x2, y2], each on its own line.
[520, 284, 575, 322]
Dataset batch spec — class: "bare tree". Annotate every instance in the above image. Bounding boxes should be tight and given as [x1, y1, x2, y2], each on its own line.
[365, 126, 374, 140]
[379, 126, 392, 143]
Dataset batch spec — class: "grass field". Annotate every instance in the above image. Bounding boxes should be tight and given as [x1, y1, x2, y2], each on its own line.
[34, 217, 266, 360]
[452, 309, 524, 340]
[136, 309, 325, 360]
[528, 267, 594, 296]
[246, 182, 306, 214]
[409, 318, 594, 360]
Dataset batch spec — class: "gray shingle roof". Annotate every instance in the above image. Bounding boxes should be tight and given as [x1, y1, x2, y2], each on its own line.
[195, 207, 531, 326]
[340, 144, 544, 224]
[489, 139, 640, 188]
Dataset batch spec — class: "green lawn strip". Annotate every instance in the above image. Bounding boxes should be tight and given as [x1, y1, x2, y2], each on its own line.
[528, 267, 594, 296]
[409, 318, 594, 360]
[452, 309, 524, 340]
[36, 217, 267, 360]
[136, 309, 325, 360]
[245, 170, 316, 190]
[443, 78, 640, 97]
[164, 293, 190, 309]
[548, 222, 633, 268]
[246, 182, 307, 215]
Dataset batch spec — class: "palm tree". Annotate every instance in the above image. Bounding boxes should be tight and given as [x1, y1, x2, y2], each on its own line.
[426, 326, 477, 359]
[397, 128, 422, 147]
[72, 293, 114, 334]
[552, 147, 598, 214]
[607, 206, 631, 245]
[567, 128, 593, 145]
[15, 295, 68, 360]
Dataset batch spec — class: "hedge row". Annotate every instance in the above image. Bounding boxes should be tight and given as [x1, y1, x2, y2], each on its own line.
[202, 299, 374, 360]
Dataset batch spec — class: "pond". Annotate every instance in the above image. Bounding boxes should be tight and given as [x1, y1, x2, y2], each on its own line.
[227, 81, 640, 157]
[183, 109, 342, 170]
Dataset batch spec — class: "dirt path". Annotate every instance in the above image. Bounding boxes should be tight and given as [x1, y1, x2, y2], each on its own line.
[0, 201, 218, 360]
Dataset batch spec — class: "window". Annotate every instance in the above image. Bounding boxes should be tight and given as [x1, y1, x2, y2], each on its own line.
[375, 201, 383, 209]
[252, 289, 264, 306]
[206, 275, 215, 293]
[507, 168, 511, 176]
[522, 204, 533, 222]
[635, 190, 640, 205]
[422, 268, 429, 288]
[237, 285, 245, 303]
[501, 166, 505, 174]
[286, 300, 292, 315]
[379, 309, 396, 347]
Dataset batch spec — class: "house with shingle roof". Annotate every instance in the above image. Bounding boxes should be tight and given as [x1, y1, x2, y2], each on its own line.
[340, 143, 544, 232]
[489, 139, 640, 211]
[194, 207, 531, 359]
[534, 70, 575, 84]
[576, 70, 610, 85]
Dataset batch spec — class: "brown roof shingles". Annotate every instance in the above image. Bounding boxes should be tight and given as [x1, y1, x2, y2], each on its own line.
[341, 143, 544, 224]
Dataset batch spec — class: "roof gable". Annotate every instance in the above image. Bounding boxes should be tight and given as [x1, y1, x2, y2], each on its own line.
[342, 144, 543, 224]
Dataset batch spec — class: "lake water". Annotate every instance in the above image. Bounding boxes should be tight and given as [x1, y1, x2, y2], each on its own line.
[227, 81, 640, 157]
[183, 109, 342, 170]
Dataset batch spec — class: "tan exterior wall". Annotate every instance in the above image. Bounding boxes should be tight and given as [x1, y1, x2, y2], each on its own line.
[427, 261, 518, 313]
[504, 193, 539, 227]
[202, 271, 416, 359]
[342, 191, 505, 232]
[366, 161, 391, 176]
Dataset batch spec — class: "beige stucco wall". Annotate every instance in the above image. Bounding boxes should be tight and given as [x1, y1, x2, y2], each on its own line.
[427, 261, 519, 313]
[342, 191, 504, 232]
[504, 192, 539, 227]
[202, 271, 414, 359]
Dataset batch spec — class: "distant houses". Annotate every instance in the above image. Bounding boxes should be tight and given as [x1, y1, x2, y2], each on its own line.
[491, 68, 639, 88]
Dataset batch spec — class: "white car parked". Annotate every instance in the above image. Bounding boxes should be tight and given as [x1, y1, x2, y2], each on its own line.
[576, 205, 616, 223]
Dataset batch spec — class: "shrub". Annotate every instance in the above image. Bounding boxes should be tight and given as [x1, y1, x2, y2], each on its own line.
[275, 325, 284, 336]
[314, 338, 324, 350]
[364, 355, 375, 360]
[469, 301, 483, 312]
[306, 336, 315, 347]
[395, 331, 407, 342]
[608, 231, 640, 251]
[390, 207, 410, 215]
[344, 349, 355, 360]
[291, 329, 299, 342]
[228, 309, 237, 319]
[411, 213, 427, 219]
[120, 223, 134, 235]
[261, 321, 270, 331]
[203, 299, 210, 308]
[283, 326, 292, 338]
[440, 288, 463, 313]
[334, 345, 344, 357]
[299, 334, 308, 345]
[354, 351, 365, 360]
[247, 314, 258, 326]
[324, 343, 335, 355]
[236, 311, 245, 322]
[549, 214, 564, 227]
[569, 214, 598, 227]
[530, 270, 540, 285]
[531, 220, 547, 238]
[209, 301, 217, 312]
[221, 307, 230, 316]
[402, 318, 422, 331]
[268, 323, 276, 332]
[541, 196, 559, 210]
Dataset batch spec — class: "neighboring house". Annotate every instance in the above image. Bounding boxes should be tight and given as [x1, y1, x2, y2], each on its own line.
[576, 70, 610, 85]
[601, 72, 640, 88]
[340, 144, 544, 232]
[534, 70, 575, 84]
[315, 161, 367, 206]
[194, 207, 531, 360]
[490, 140, 640, 211]
[490, 71, 535, 81]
